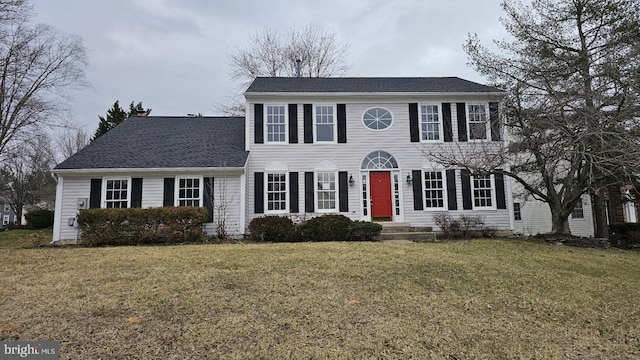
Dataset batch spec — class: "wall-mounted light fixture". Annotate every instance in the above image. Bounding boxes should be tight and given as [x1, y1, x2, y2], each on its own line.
[349, 175, 355, 187]
[406, 173, 413, 185]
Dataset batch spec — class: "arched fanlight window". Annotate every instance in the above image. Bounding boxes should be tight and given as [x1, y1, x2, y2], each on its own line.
[361, 150, 399, 170]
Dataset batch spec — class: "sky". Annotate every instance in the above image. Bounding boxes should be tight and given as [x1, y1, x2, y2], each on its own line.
[30, 0, 509, 133]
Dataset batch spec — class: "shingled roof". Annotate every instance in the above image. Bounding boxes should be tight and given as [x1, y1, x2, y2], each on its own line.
[55, 116, 247, 170]
[245, 77, 505, 94]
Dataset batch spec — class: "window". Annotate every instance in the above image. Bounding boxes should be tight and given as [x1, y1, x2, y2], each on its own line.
[423, 171, 445, 209]
[3, 204, 9, 212]
[572, 199, 584, 219]
[267, 173, 287, 212]
[363, 108, 393, 130]
[177, 177, 201, 206]
[316, 172, 337, 211]
[104, 179, 129, 208]
[266, 105, 286, 143]
[13, 215, 17, 224]
[513, 202, 522, 221]
[315, 105, 335, 142]
[2, 215, 8, 225]
[361, 151, 399, 170]
[468, 104, 488, 140]
[420, 104, 441, 141]
[473, 175, 493, 209]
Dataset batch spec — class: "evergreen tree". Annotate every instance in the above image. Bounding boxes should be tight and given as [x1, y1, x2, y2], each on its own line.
[92, 100, 151, 141]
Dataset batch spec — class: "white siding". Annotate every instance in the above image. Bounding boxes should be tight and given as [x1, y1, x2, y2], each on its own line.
[53, 171, 245, 242]
[203, 175, 243, 237]
[245, 97, 512, 231]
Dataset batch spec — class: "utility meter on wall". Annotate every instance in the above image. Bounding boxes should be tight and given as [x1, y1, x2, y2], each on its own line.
[77, 198, 88, 210]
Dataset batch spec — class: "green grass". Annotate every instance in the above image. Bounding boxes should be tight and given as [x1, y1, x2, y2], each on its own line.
[0, 240, 638, 359]
[0, 228, 53, 248]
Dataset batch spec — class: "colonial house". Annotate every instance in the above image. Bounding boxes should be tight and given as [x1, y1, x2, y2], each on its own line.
[0, 202, 19, 228]
[51, 77, 514, 242]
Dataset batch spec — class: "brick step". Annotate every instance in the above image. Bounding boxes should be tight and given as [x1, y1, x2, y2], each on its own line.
[378, 232, 437, 242]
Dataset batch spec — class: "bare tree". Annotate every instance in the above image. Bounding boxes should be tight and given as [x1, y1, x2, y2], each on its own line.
[0, 0, 88, 161]
[222, 24, 351, 115]
[55, 127, 89, 163]
[426, 0, 640, 236]
[0, 134, 57, 223]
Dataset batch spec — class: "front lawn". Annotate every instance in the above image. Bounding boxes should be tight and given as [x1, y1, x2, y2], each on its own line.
[0, 228, 53, 248]
[0, 240, 638, 359]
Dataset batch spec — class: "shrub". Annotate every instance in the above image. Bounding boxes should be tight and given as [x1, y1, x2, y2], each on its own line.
[348, 221, 382, 241]
[248, 216, 296, 242]
[77, 207, 207, 246]
[432, 212, 489, 239]
[299, 214, 353, 242]
[610, 222, 640, 249]
[24, 209, 54, 229]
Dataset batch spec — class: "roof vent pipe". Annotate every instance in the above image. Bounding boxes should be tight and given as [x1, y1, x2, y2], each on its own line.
[295, 59, 301, 78]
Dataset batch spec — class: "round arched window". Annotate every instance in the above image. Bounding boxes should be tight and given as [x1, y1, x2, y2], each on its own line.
[361, 151, 399, 170]
[362, 108, 393, 130]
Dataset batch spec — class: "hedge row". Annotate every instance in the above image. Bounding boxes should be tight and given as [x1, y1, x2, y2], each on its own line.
[77, 207, 208, 246]
[25, 209, 54, 229]
[248, 214, 382, 242]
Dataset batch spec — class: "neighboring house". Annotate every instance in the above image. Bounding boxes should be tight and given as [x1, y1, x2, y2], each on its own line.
[52, 77, 514, 242]
[0, 202, 19, 228]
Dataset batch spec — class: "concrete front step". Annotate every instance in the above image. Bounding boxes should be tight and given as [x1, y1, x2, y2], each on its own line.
[377, 222, 433, 234]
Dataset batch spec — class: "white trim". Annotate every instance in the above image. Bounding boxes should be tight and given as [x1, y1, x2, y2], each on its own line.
[315, 171, 338, 213]
[239, 173, 246, 234]
[2, 215, 8, 225]
[174, 176, 204, 207]
[102, 177, 132, 208]
[245, 91, 507, 98]
[264, 103, 288, 144]
[362, 107, 394, 131]
[418, 103, 444, 143]
[52, 175, 64, 242]
[421, 169, 448, 211]
[471, 174, 496, 210]
[360, 172, 371, 221]
[52, 167, 246, 175]
[466, 103, 490, 142]
[245, 102, 250, 152]
[264, 171, 289, 214]
[313, 103, 337, 144]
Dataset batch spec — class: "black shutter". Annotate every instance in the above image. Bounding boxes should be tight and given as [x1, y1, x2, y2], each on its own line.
[461, 169, 472, 210]
[409, 103, 419, 142]
[443, 103, 453, 142]
[337, 104, 347, 143]
[457, 103, 467, 142]
[339, 171, 348, 212]
[163, 178, 175, 207]
[304, 104, 313, 143]
[204, 177, 214, 222]
[412, 170, 423, 210]
[131, 178, 143, 208]
[446, 170, 457, 210]
[489, 102, 501, 141]
[255, 103, 264, 144]
[89, 178, 102, 209]
[290, 172, 299, 213]
[254, 172, 264, 214]
[495, 171, 506, 209]
[305, 172, 314, 213]
[288, 104, 298, 144]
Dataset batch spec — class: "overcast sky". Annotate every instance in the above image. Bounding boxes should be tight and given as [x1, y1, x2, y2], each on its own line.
[30, 0, 509, 133]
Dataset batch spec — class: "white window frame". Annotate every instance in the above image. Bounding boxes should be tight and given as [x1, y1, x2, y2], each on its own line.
[422, 169, 447, 210]
[264, 104, 288, 144]
[513, 202, 522, 221]
[2, 215, 8, 225]
[265, 172, 288, 214]
[314, 104, 337, 143]
[315, 171, 338, 212]
[13, 215, 18, 224]
[102, 177, 131, 208]
[175, 176, 203, 207]
[467, 103, 490, 141]
[362, 107, 394, 131]
[471, 174, 496, 210]
[3, 204, 9, 212]
[571, 199, 585, 219]
[419, 103, 443, 142]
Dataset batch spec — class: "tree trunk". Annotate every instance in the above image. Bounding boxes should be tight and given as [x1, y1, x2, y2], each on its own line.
[591, 189, 609, 239]
[550, 208, 571, 235]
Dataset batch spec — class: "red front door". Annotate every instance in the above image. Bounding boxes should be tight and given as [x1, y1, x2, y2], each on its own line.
[370, 171, 392, 220]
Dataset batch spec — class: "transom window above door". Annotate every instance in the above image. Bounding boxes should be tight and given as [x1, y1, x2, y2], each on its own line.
[361, 150, 399, 170]
[363, 108, 393, 130]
